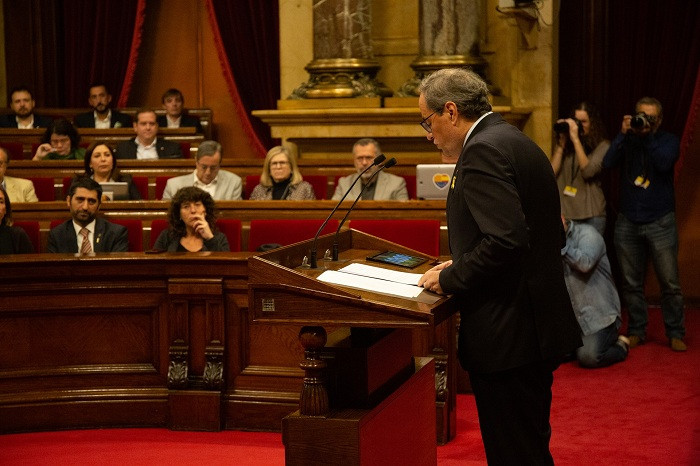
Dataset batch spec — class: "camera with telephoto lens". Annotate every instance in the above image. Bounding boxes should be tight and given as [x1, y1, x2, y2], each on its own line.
[553, 119, 584, 137]
[630, 112, 657, 129]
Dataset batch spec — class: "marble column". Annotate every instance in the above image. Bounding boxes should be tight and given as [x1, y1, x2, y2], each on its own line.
[289, 0, 392, 99]
[398, 0, 497, 96]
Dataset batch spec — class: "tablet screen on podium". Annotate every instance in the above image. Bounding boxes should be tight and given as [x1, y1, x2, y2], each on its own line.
[366, 250, 427, 269]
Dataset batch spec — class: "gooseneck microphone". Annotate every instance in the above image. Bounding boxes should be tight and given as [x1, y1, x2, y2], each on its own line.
[308, 154, 386, 268]
[332, 157, 397, 261]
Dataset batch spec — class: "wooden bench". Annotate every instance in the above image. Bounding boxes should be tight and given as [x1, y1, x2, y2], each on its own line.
[10, 199, 448, 256]
[0, 107, 212, 139]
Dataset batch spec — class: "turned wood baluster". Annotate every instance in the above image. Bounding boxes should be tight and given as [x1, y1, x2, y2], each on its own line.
[298, 326, 328, 416]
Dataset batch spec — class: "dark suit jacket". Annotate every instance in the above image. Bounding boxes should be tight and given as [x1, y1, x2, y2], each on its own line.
[440, 113, 581, 374]
[156, 114, 203, 133]
[47, 217, 128, 253]
[73, 110, 132, 128]
[153, 229, 229, 252]
[114, 138, 183, 159]
[0, 113, 53, 128]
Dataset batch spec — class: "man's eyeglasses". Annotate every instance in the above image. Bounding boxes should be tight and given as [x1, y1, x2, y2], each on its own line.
[420, 111, 437, 132]
[197, 163, 220, 172]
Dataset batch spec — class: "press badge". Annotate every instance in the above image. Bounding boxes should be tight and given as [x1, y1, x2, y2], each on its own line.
[563, 185, 577, 197]
[634, 176, 650, 189]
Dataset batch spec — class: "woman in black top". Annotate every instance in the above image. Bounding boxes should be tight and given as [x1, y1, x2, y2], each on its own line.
[81, 141, 142, 200]
[153, 187, 229, 252]
[0, 186, 34, 253]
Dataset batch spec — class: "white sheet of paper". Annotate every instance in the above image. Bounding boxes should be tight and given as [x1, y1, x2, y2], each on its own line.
[317, 270, 424, 299]
[338, 263, 422, 286]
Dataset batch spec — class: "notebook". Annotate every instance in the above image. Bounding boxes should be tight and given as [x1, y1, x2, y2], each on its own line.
[416, 164, 455, 200]
[99, 181, 129, 201]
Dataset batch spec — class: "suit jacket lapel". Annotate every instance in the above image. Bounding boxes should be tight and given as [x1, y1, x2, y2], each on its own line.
[93, 218, 106, 252]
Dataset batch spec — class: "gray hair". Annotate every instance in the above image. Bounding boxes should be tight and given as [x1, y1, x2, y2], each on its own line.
[636, 97, 663, 119]
[352, 138, 381, 155]
[418, 68, 491, 119]
[196, 140, 222, 160]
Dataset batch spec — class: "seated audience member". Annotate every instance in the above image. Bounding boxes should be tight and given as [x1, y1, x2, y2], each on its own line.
[561, 217, 629, 368]
[162, 140, 241, 200]
[74, 83, 132, 128]
[33, 118, 85, 160]
[47, 177, 128, 253]
[157, 88, 203, 132]
[249, 146, 315, 200]
[0, 186, 34, 253]
[81, 141, 141, 200]
[332, 138, 408, 201]
[153, 186, 229, 252]
[0, 147, 38, 202]
[114, 109, 182, 160]
[0, 86, 52, 129]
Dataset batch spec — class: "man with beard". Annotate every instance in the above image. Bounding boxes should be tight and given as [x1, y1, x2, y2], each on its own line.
[73, 84, 132, 128]
[331, 138, 408, 200]
[0, 86, 53, 128]
[47, 177, 128, 253]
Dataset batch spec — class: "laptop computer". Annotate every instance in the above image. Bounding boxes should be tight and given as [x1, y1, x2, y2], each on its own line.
[416, 164, 455, 200]
[99, 181, 130, 201]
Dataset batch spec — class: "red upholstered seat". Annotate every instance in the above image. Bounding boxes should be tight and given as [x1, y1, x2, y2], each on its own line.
[149, 218, 242, 251]
[13, 220, 40, 253]
[155, 176, 171, 200]
[349, 219, 441, 256]
[0, 142, 25, 160]
[402, 175, 417, 200]
[245, 174, 260, 199]
[248, 218, 339, 252]
[179, 142, 191, 158]
[131, 176, 149, 199]
[109, 218, 143, 251]
[28, 177, 56, 201]
[302, 175, 328, 200]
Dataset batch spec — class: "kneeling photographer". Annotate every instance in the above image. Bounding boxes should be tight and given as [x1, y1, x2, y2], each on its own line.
[602, 97, 686, 352]
[550, 102, 609, 235]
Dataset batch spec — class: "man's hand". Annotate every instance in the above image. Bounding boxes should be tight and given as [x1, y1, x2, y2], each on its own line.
[418, 260, 452, 294]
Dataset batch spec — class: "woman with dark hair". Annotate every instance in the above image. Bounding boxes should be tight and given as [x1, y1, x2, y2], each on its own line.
[153, 186, 229, 252]
[0, 185, 34, 253]
[81, 141, 141, 200]
[551, 101, 610, 234]
[32, 118, 85, 160]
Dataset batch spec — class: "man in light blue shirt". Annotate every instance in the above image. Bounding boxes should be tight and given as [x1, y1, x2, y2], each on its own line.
[561, 219, 629, 368]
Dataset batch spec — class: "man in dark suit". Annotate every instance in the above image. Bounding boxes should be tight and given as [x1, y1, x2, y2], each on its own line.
[0, 86, 53, 128]
[417, 68, 581, 465]
[156, 88, 203, 133]
[48, 177, 128, 253]
[114, 109, 182, 160]
[73, 84, 132, 128]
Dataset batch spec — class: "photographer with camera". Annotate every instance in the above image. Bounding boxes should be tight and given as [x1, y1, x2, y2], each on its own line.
[603, 97, 685, 352]
[550, 102, 609, 235]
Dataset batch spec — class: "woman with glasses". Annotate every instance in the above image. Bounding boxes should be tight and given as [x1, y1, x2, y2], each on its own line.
[249, 146, 315, 200]
[32, 118, 85, 160]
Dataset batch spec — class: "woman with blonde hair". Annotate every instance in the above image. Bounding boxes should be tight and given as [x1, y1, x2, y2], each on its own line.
[249, 146, 315, 200]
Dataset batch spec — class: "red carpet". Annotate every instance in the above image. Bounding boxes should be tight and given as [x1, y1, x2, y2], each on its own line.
[2, 309, 698, 465]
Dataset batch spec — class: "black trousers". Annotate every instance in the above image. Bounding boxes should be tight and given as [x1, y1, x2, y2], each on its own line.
[468, 359, 560, 465]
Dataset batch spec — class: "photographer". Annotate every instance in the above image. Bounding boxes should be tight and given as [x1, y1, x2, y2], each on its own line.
[550, 102, 609, 234]
[603, 97, 685, 352]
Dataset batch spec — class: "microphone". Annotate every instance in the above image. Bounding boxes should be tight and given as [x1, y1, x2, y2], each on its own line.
[332, 157, 397, 261]
[308, 153, 386, 268]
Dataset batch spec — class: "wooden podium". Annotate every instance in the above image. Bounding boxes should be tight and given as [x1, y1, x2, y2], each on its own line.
[248, 229, 457, 465]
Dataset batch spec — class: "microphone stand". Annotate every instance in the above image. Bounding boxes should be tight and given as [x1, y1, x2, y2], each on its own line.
[332, 158, 397, 261]
[308, 154, 386, 268]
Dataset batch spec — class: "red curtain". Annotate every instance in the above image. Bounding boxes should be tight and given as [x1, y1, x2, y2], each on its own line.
[60, 0, 145, 107]
[559, 1, 700, 140]
[205, 0, 280, 157]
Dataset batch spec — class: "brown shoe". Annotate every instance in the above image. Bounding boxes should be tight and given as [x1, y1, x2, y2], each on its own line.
[628, 335, 643, 348]
[670, 338, 687, 352]
[616, 335, 630, 353]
